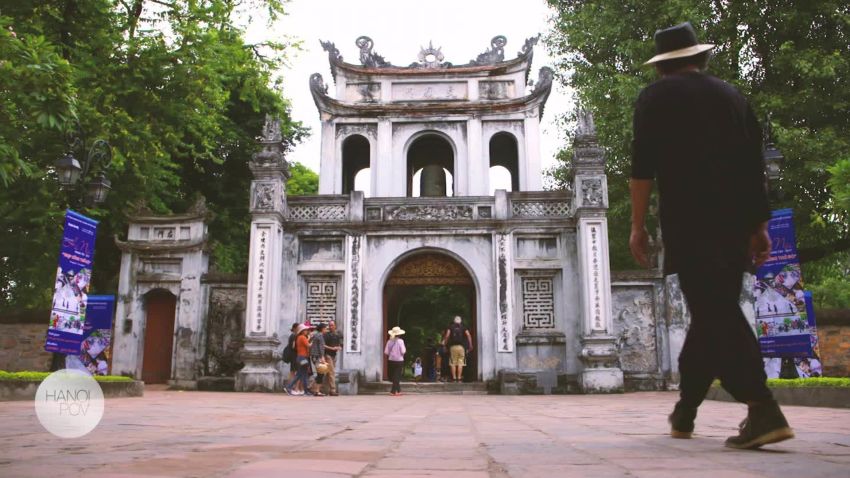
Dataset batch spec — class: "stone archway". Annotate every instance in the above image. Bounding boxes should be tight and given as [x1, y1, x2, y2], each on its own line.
[383, 252, 477, 382]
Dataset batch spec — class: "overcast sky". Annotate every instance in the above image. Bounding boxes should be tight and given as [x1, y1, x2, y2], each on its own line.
[244, 0, 571, 178]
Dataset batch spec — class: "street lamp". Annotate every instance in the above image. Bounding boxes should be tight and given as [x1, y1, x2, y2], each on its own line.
[763, 116, 784, 200]
[54, 133, 113, 205]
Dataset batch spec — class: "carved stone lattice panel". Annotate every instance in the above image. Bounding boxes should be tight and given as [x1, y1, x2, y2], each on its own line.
[512, 201, 570, 218]
[288, 205, 348, 221]
[205, 287, 245, 376]
[581, 178, 604, 207]
[251, 181, 276, 211]
[521, 275, 556, 329]
[304, 278, 338, 325]
[613, 286, 658, 373]
[387, 253, 473, 286]
[384, 205, 473, 221]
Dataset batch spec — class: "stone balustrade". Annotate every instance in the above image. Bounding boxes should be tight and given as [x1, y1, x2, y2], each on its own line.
[285, 191, 573, 223]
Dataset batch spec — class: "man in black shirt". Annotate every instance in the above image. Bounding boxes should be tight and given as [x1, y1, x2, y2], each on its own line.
[630, 22, 793, 449]
[322, 320, 342, 396]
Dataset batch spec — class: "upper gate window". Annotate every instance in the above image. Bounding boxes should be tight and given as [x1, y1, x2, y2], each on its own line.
[407, 134, 454, 197]
[342, 135, 370, 194]
[489, 132, 519, 192]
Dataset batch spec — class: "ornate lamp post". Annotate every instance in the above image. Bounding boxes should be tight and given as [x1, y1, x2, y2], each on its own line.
[49, 128, 113, 372]
[763, 117, 785, 200]
[54, 129, 113, 205]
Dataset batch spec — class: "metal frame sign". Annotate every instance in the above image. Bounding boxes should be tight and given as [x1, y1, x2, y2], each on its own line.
[45, 210, 99, 354]
[754, 209, 818, 358]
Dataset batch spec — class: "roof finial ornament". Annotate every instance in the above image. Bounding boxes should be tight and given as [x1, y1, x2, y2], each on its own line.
[356, 36, 391, 68]
[413, 41, 449, 69]
[319, 39, 342, 62]
[519, 35, 540, 56]
[470, 35, 507, 65]
[577, 107, 596, 138]
[261, 114, 282, 143]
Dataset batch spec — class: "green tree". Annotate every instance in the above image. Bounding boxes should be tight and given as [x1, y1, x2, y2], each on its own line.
[286, 162, 319, 196]
[545, 0, 850, 303]
[0, 0, 306, 309]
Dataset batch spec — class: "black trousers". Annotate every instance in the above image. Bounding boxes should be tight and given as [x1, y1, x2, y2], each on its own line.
[388, 360, 403, 393]
[677, 265, 773, 409]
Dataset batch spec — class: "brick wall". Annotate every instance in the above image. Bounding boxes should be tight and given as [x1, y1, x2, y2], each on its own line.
[0, 323, 52, 372]
[818, 324, 850, 377]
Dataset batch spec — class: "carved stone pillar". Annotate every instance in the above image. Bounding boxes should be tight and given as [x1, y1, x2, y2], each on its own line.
[573, 110, 624, 393]
[235, 117, 290, 392]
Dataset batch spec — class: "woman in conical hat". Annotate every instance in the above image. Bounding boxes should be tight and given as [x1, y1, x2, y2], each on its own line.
[385, 326, 406, 396]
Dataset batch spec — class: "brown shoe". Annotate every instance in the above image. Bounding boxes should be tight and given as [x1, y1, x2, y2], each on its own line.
[329, 392, 339, 396]
[725, 400, 794, 449]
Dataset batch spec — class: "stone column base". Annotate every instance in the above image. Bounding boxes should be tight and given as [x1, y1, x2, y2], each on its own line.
[235, 335, 281, 393]
[580, 368, 624, 393]
[579, 334, 624, 393]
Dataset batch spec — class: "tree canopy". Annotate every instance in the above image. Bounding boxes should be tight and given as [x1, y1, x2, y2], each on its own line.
[0, 0, 309, 311]
[545, 0, 850, 307]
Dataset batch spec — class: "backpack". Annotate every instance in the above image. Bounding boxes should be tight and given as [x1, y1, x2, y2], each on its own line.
[282, 343, 294, 364]
[282, 334, 296, 364]
[448, 324, 466, 347]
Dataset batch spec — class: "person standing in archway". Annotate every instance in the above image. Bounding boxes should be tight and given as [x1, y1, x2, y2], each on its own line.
[385, 326, 406, 396]
[443, 316, 473, 383]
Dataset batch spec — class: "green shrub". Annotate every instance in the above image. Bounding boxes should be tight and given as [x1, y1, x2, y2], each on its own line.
[766, 377, 850, 388]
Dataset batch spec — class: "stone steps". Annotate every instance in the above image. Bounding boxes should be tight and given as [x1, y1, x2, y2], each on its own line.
[358, 381, 489, 395]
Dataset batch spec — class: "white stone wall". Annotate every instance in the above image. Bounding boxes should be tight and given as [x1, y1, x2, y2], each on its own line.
[112, 216, 208, 386]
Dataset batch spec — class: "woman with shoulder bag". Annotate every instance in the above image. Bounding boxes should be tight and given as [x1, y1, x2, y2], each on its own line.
[285, 324, 316, 396]
[309, 323, 328, 396]
[384, 326, 406, 396]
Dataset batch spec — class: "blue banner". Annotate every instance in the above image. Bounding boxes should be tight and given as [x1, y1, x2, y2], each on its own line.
[45, 210, 99, 354]
[753, 209, 818, 358]
[78, 295, 114, 375]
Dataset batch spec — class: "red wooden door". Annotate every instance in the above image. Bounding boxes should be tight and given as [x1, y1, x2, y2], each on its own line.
[142, 291, 176, 384]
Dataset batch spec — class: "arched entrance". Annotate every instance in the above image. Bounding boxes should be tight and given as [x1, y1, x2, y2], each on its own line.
[383, 252, 477, 382]
[141, 289, 176, 384]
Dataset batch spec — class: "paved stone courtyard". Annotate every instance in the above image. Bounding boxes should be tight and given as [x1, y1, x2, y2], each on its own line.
[1, 389, 848, 477]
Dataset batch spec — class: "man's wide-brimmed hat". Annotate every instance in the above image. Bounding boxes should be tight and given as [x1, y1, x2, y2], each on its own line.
[388, 326, 405, 337]
[644, 22, 714, 65]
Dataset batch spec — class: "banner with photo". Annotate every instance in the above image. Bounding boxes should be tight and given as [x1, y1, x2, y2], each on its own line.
[753, 209, 820, 361]
[77, 295, 114, 376]
[45, 210, 99, 355]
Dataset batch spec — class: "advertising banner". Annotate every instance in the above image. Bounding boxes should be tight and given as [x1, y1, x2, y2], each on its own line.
[753, 209, 818, 359]
[45, 210, 99, 354]
[79, 295, 114, 375]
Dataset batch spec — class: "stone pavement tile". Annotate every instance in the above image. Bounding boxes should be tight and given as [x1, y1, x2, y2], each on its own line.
[224, 458, 369, 477]
[629, 470, 766, 478]
[391, 446, 480, 460]
[503, 464, 631, 478]
[484, 444, 600, 466]
[731, 452, 850, 478]
[602, 456, 721, 470]
[373, 457, 488, 470]
[362, 470, 491, 477]
[84, 474, 177, 478]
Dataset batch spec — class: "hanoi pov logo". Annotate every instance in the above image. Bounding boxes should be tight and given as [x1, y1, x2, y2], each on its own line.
[35, 369, 105, 438]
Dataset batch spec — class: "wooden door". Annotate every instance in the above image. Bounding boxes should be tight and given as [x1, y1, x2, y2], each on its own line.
[142, 290, 176, 384]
